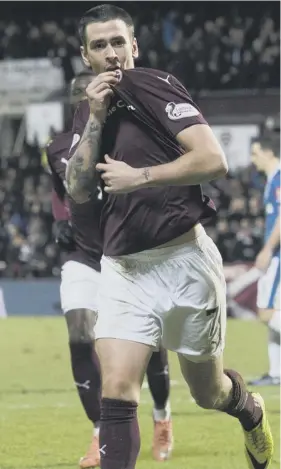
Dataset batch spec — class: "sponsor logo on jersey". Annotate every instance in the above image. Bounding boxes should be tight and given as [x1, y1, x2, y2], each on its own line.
[107, 100, 135, 117]
[157, 74, 171, 85]
[165, 102, 199, 120]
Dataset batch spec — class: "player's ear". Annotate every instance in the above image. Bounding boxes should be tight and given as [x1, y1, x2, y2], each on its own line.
[81, 46, 91, 68]
[132, 37, 139, 59]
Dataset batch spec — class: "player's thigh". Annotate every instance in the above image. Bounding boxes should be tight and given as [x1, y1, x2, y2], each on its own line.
[96, 338, 153, 402]
[162, 234, 227, 361]
[257, 256, 280, 317]
[96, 255, 162, 348]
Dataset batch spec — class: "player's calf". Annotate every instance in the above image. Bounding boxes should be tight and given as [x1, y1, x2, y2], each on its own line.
[66, 309, 101, 427]
[178, 354, 232, 410]
[147, 348, 173, 461]
[179, 355, 273, 468]
[147, 348, 170, 415]
[249, 308, 280, 386]
[96, 338, 153, 469]
[179, 355, 262, 427]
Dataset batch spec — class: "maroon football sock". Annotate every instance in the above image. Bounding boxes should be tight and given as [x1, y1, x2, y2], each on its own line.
[146, 348, 170, 410]
[69, 342, 101, 425]
[223, 369, 263, 431]
[100, 398, 140, 469]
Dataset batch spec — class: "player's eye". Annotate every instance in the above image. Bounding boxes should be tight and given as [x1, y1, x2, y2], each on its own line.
[112, 39, 125, 47]
[92, 42, 106, 50]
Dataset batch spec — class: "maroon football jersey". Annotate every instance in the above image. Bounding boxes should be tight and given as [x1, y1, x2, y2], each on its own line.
[70, 68, 216, 256]
[47, 132, 102, 271]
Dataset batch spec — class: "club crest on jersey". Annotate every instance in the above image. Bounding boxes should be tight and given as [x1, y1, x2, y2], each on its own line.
[165, 102, 199, 120]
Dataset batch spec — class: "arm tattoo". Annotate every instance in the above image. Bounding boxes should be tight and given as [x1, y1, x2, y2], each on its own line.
[143, 167, 150, 182]
[66, 117, 103, 204]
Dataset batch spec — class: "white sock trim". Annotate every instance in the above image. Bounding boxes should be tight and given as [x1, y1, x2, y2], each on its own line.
[268, 342, 280, 378]
[153, 401, 171, 422]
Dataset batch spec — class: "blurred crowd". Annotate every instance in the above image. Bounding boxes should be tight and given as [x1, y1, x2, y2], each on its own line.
[0, 143, 58, 278]
[0, 142, 265, 278]
[0, 3, 278, 277]
[0, 2, 279, 89]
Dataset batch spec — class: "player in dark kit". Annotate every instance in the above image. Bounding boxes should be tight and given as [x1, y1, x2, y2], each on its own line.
[46, 71, 102, 469]
[47, 72, 174, 467]
[66, 5, 273, 469]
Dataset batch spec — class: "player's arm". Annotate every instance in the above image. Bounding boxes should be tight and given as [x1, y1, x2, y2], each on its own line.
[255, 211, 280, 271]
[98, 126, 227, 193]
[66, 115, 103, 204]
[256, 181, 280, 271]
[136, 75, 228, 186]
[97, 73, 227, 193]
[139, 125, 228, 186]
[51, 189, 75, 250]
[46, 145, 68, 219]
[46, 145, 74, 248]
[51, 189, 69, 221]
[265, 213, 280, 252]
[66, 72, 119, 204]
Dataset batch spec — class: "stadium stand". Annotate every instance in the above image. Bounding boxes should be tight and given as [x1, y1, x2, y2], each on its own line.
[0, 2, 279, 277]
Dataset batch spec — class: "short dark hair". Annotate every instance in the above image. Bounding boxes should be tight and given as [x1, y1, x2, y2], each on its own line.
[78, 4, 134, 47]
[252, 134, 280, 158]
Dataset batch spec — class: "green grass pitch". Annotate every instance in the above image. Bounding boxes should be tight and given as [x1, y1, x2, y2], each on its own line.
[0, 317, 279, 469]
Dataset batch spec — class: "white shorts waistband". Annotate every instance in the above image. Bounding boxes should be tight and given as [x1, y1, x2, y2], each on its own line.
[103, 225, 207, 264]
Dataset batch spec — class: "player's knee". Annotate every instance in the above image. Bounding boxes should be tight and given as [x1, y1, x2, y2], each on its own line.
[65, 309, 96, 343]
[102, 373, 141, 403]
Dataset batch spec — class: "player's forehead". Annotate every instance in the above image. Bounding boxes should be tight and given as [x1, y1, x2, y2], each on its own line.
[85, 19, 131, 45]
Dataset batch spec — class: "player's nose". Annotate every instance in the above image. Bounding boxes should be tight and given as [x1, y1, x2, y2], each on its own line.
[105, 43, 118, 60]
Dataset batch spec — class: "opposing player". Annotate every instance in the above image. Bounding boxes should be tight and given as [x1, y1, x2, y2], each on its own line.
[47, 72, 174, 466]
[66, 5, 273, 469]
[249, 136, 280, 386]
[46, 71, 102, 468]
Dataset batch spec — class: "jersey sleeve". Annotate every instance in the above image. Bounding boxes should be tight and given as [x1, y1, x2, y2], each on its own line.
[137, 71, 208, 137]
[46, 145, 66, 201]
[51, 189, 69, 221]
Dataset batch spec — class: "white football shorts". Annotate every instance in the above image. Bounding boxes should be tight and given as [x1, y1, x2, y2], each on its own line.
[95, 226, 227, 362]
[60, 260, 100, 314]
